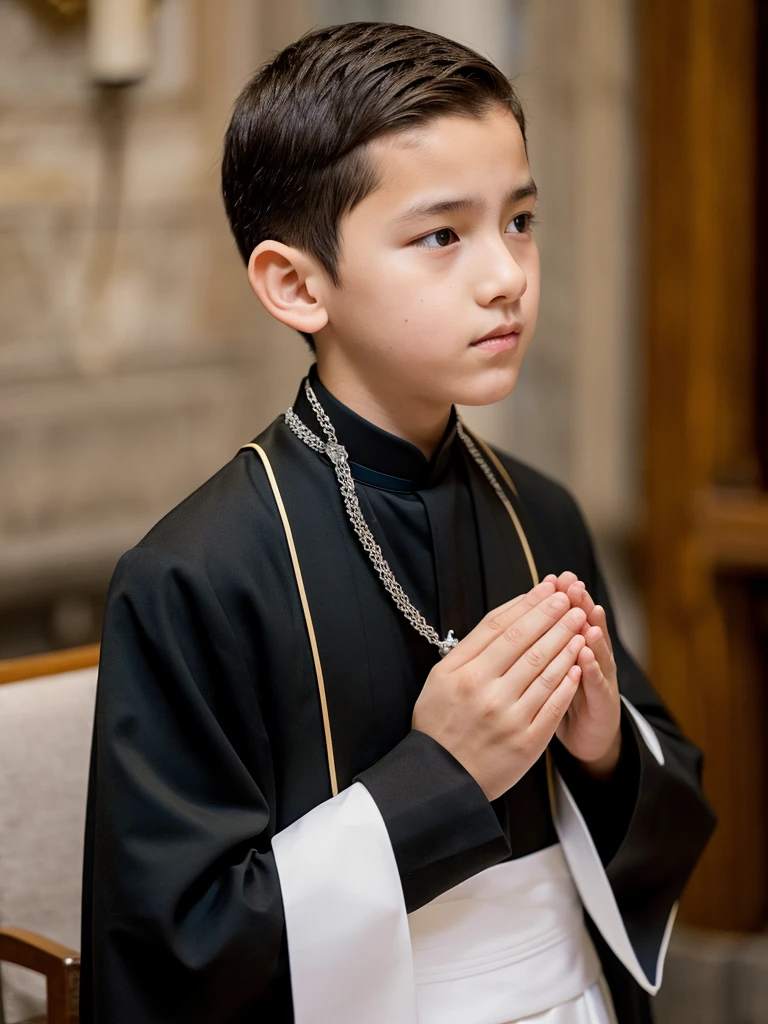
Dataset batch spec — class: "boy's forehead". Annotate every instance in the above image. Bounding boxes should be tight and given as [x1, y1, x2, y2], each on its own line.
[365, 108, 530, 211]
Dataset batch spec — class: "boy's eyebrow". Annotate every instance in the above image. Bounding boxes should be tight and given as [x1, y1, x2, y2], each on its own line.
[392, 179, 538, 224]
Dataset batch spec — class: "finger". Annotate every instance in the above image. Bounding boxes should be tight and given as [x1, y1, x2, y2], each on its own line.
[579, 648, 605, 688]
[588, 604, 614, 655]
[445, 580, 556, 669]
[567, 580, 595, 616]
[583, 624, 614, 680]
[531, 663, 582, 737]
[517, 633, 585, 721]
[555, 571, 579, 593]
[491, 601, 587, 695]
[466, 591, 575, 680]
[577, 644, 597, 669]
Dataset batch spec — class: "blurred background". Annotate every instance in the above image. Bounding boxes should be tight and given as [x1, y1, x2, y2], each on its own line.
[0, 0, 766, 1021]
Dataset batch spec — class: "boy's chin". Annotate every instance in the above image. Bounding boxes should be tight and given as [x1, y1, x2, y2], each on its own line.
[452, 366, 521, 408]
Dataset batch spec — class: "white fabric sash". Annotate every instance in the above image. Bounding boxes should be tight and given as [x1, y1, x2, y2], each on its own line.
[509, 976, 617, 1023]
[408, 844, 601, 1023]
[274, 787, 607, 1024]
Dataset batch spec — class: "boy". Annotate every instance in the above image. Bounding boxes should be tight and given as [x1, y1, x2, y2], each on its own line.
[80, 21, 715, 1024]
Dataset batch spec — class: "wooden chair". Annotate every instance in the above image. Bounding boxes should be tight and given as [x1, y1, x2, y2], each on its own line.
[0, 644, 99, 1024]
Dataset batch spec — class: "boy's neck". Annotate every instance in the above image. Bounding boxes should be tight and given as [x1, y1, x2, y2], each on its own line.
[314, 359, 452, 460]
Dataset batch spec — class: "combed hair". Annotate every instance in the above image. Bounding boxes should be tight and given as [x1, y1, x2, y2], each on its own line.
[222, 21, 526, 350]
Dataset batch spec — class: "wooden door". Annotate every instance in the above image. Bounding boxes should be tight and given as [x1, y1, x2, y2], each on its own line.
[641, 0, 767, 931]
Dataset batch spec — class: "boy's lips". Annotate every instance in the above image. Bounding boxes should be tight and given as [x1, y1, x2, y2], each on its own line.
[470, 323, 522, 351]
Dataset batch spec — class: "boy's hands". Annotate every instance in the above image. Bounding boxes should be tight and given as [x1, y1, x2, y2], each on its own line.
[412, 580, 587, 802]
[543, 572, 622, 779]
[411, 573, 623, 802]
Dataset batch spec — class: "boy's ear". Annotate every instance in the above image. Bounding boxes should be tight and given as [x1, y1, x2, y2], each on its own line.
[247, 240, 329, 335]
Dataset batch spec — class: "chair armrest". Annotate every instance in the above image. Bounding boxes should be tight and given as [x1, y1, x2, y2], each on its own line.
[0, 643, 100, 685]
[0, 928, 79, 1024]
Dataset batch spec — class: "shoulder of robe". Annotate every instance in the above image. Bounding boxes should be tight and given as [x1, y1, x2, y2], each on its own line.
[109, 418, 285, 598]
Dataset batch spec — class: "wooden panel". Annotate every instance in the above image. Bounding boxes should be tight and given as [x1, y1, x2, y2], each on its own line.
[696, 490, 768, 570]
[758, 0, 768, 483]
[641, 0, 765, 930]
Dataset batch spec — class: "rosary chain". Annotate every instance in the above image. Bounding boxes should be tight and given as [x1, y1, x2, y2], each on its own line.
[285, 381, 513, 656]
[285, 399, 443, 648]
[455, 420, 513, 513]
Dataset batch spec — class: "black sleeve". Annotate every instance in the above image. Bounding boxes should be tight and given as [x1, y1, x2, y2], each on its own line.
[80, 546, 293, 1024]
[548, 490, 716, 976]
[551, 703, 641, 864]
[355, 731, 510, 912]
[80, 545, 511, 1022]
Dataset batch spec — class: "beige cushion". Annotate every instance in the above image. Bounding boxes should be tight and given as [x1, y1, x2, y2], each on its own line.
[0, 667, 97, 1023]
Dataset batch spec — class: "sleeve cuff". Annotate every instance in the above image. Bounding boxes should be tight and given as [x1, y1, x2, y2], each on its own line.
[355, 730, 510, 912]
[549, 705, 641, 865]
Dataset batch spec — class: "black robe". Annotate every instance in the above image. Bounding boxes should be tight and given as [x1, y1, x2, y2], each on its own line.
[80, 365, 715, 1023]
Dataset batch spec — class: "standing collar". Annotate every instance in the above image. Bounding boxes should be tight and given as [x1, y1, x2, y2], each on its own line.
[290, 363, 458, 491]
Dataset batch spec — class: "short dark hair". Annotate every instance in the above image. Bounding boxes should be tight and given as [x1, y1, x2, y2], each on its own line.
[222, 21, 526, 351]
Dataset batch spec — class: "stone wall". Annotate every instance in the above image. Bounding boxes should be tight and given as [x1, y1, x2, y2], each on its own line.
[0, 0, 313, 655]
[1, 0, 644, 661]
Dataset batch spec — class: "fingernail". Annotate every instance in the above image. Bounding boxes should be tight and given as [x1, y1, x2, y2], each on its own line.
[568, 635, 585, 654]
[549, 593, 570, 611]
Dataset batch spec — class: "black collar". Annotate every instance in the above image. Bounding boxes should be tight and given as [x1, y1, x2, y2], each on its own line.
[290, 363, 458, 491]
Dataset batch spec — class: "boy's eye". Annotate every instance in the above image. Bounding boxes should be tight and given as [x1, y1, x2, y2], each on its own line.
[414, 227, 458, 250]
[507, 212, 535, 234]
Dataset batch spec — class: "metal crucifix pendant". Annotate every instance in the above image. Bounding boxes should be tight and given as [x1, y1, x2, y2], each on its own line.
[438, 630, 459, 657]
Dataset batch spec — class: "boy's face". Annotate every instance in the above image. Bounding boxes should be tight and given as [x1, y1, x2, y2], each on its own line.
[316, 105, 540, 412]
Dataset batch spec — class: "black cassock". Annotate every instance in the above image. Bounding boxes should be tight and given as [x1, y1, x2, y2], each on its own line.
[80, 365, 715, 1023]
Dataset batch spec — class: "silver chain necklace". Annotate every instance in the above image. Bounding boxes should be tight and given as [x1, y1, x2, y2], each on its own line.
[285, 379, 515, 658]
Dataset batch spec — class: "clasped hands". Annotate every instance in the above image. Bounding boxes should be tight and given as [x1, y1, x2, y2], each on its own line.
[412, 573, 622, 803]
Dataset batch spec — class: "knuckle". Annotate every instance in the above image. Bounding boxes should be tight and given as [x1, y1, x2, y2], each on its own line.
[487, 614, 504, 633]
[504, 705, 521, 734]
[546, 697, 564, 721]
[525, 646, 546, 668]
[517, 733, 536, 760]
[538, 667, 558, 691]
[543, 599, 566, 619]
[480, 693, 502, 719]
[456, 666, 478, 696]
[503, 625, 524, 646]
[428, 664, 448, 687]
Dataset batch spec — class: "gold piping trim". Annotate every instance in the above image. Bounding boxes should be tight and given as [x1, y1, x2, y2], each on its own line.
[459, 422, 540, 588]
[545, 747, 557, 818]
[240, 443, 339, 796]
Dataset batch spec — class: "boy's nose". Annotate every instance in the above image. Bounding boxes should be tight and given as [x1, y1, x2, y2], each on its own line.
[474, 243, 527, 306]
